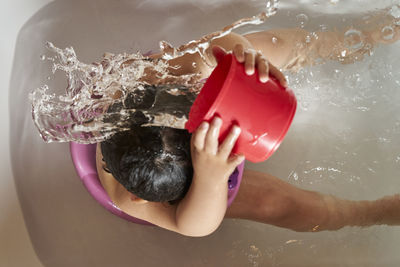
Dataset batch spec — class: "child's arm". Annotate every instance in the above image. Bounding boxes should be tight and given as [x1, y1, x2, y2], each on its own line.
[175, 117, 244, 237]
[122, 116, 243, 237]
[172, 44, 289, 237]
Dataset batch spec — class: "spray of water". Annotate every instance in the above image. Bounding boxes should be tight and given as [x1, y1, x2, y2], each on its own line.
[30, 1, 280, 144]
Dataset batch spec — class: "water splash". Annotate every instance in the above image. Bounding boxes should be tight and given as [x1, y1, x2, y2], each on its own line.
[389, 5, 400, 19]
[30, 2, 280, 144]
[265, 0, 280, 16]
[30, 41, 203, 143]
[159, 2, 279, 65]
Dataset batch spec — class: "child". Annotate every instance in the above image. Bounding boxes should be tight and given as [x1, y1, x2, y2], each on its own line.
[97, 24, 400, 237]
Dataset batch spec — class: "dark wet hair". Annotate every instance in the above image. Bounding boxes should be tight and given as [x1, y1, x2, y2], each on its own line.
[101, 84, 195, 204]
[101, 125, 193, 205]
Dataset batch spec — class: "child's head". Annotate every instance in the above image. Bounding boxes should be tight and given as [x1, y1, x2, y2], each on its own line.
[101, 125, 193, 204]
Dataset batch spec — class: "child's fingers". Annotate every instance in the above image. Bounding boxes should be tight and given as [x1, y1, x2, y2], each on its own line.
[228, 153, 246, 167]
[256, 54, 269, 83]
[269, 64, 288, 88]
[204, 116, 222, 155]
[233, 44, 245, 63]
[218, 125, 241, 159]
[244, 50, 256, 75]
[191, 122, 209, 151]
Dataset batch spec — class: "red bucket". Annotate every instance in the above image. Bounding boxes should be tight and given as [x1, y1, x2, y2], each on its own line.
[185, 53, 297, 163]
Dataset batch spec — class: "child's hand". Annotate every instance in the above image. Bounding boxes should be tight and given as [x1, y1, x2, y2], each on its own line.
[212, 44, 288, 87]
[190, 116, 245, 183]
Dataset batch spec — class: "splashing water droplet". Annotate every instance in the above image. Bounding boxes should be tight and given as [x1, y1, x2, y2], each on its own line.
[390, 5, 400, 19]
[333, 69, 342, 79]
[272, 36, 278, 44]
[344, 29, 364, 51]
[381, 25, 395, 40]
[330, 0, 339, 4]
[296, 13, 309, 28]
[192, 62, 197, 68]
[265, 0, 280, 16]
[305, 35, 311, 43]
[289, 171, 299, 181]
[311, 31, 319, 40]
[319, 24, 328, 32]
[40, 55, 46, 61]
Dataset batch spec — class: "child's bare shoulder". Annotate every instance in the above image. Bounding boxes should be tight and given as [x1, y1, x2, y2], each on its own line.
[95, 144, 181, 232]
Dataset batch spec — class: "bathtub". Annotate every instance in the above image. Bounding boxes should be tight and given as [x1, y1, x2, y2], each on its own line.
[9, 0, 400, 266]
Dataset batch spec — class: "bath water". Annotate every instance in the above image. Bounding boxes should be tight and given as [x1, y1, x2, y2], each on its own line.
[30, 0, 399, 149]
[15, 0, 400, 265]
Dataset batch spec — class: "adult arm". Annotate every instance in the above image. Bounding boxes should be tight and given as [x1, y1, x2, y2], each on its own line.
[244, 14, 400, 70]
